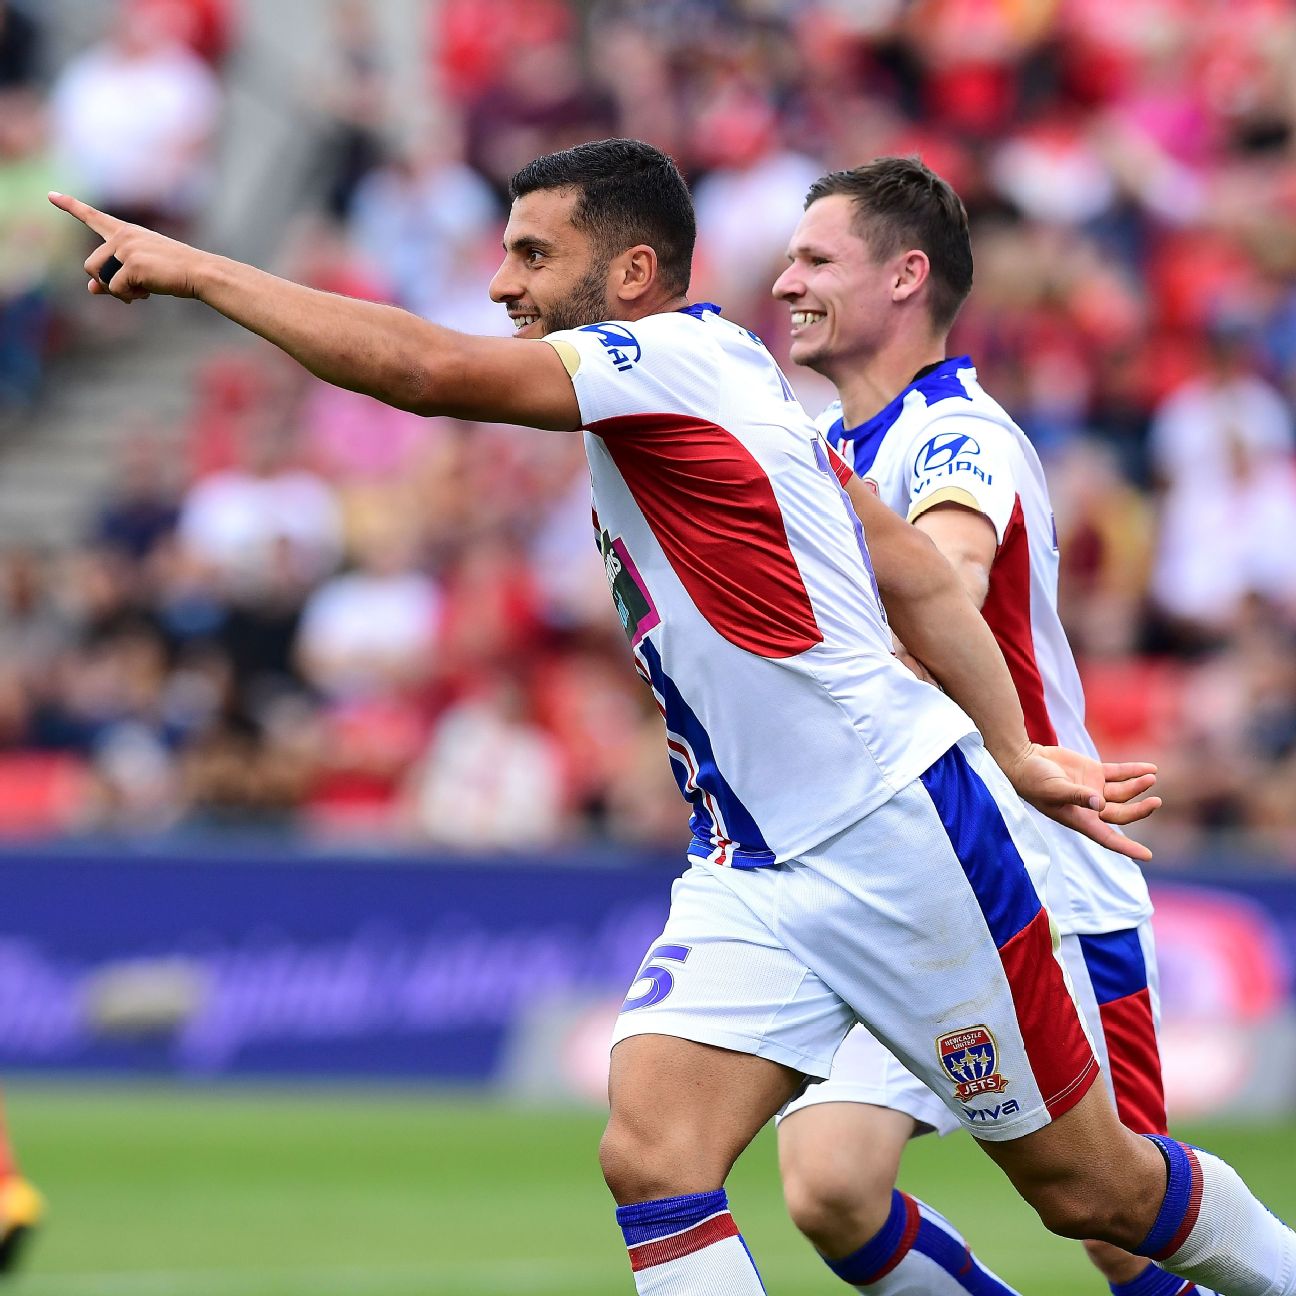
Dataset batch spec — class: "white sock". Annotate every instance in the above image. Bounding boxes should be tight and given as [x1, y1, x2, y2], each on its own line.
[617, 1189, 766, 1293]
[824, 1190, 1021, 1294]
[1141, 1137, 1296, 1296]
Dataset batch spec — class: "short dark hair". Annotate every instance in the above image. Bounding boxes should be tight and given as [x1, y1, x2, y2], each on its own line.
[509, 139, 695, 296]
[806, 157, 973, 330]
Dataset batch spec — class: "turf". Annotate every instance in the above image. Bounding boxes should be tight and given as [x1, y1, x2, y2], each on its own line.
[3, 1084, 1293, 1295]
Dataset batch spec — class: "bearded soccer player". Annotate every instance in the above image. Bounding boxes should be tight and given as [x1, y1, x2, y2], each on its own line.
[772, 156, 1228, 1296]
[50, 139, 1296, 1296]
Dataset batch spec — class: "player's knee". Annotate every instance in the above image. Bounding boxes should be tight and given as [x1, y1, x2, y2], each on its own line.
[598, 1117, 717, 1206]
[783, 1157, 894, 1252]
[598, 1120, 653, 1203]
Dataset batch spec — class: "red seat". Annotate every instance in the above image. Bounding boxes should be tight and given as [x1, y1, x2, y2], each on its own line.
[0, 753, 91, 835]
[1078, 657, 1189, 758]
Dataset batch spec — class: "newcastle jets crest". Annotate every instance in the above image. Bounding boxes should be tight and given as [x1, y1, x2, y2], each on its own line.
[937, 1026, 1008, 1103]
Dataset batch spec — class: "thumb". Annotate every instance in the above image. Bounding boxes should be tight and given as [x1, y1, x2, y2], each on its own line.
[1055, 778, 1103, 812]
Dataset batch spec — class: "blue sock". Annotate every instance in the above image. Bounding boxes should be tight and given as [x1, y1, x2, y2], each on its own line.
[1110, 1261, 1199, 1296]
[616, 1189, 766, 1293]
[1134, 1133, 1281, 1296]
[1138, 1136, 1203, 1262]
[824, 1189, 1019, 1293]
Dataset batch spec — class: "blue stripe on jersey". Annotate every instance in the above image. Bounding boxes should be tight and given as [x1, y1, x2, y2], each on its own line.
[918, 743, 1040, 949]
[638, 640, 775, 867]
[826, 355, 974, 476]
[824, 413, 889, 478]
[676, 301, 723, 320]
[1078, 928, 1149, 1006]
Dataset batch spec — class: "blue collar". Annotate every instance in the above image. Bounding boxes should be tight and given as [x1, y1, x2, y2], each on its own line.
[831, 356, 974, 475]
[677, 302, 722, 320]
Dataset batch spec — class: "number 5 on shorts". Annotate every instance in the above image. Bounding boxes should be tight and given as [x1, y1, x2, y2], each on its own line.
[622, 944, 691, 1012]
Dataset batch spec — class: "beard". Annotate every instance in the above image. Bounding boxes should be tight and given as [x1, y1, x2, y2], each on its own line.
[540, 259, 613, 335]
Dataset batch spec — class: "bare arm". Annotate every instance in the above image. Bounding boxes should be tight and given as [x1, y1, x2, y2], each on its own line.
[843, 476, 1158, 857]
[48, 193, 582, 431]
[845, 477, 1027, 769]
[911, 501, 997, 609]
[891, 500, 995, 675]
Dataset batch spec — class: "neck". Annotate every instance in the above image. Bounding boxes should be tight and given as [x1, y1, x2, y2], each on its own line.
[624, 292, 690, 322]
[832, 333, 947, 429]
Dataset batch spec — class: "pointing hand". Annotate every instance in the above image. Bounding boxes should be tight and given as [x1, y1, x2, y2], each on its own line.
[48, 192, 206, 303]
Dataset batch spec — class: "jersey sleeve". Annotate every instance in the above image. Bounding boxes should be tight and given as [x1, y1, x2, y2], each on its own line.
[824, 438, 855, 487]
[901, 413, 1020, 543]
[544, 316, 719, 430]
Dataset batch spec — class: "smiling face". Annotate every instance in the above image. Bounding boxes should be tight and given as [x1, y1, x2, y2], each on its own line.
[488, 187, 615, 340]
[772, 194, 911, 380]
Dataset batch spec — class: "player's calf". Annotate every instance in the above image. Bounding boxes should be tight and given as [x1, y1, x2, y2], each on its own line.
[984, 1091, 1296, 1295]
[604, 1036, 801, 1294]
[779, 1105, 910, 1256]
[780, 1104, 1020, 1294]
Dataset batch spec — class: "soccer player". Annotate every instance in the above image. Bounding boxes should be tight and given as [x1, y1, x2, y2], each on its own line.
[49, 139, 1296, 1296]
[770, 156, 1214, 1296]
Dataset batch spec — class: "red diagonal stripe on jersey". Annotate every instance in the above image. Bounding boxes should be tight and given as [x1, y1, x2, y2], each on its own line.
[981, 496, 1057, 745]
[825, 441, 854, 486]
[627, 1212, 739, 1271]
[590, 414, 823, 658]
[998, 909, 1098, 1117]
[1099, 988, 1169, 1135]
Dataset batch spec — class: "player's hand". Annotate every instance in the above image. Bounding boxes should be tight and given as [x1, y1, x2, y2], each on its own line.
[1003, 744, 1160, 862]
[48, 191, 205, 303]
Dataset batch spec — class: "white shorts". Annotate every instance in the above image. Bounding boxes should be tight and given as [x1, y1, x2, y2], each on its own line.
[781, 920, 1167, 1138]
[612, 735, 1098, 1142]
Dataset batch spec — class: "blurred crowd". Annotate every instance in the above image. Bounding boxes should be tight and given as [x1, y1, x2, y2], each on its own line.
[1, 0, 1295, 857]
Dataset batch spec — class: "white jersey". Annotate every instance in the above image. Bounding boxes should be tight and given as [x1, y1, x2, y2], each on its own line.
[819, 356, 1152, 933]
[545, 305, 973, 867]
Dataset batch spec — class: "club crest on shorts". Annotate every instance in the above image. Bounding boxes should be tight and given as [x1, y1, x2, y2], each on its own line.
[937, 1026, 1008, 1102]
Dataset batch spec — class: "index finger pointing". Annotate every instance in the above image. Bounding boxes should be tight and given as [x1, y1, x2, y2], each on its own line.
[48, 191, 121, 239]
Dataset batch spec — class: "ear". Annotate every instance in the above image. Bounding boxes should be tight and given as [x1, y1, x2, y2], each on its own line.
[612, 244, 658, 304]
[892, 249, 930, 305]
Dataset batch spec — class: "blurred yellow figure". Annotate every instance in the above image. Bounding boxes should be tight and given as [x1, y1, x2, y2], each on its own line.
[0, 1172, 43, 1274]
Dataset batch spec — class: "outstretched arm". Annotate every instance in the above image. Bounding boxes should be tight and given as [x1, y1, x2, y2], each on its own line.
[843, 475, 1159, 860]
[48, 192, 582, 431]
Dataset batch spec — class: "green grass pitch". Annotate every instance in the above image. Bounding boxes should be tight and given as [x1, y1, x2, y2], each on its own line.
[5, 1084, 1294, 1295]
